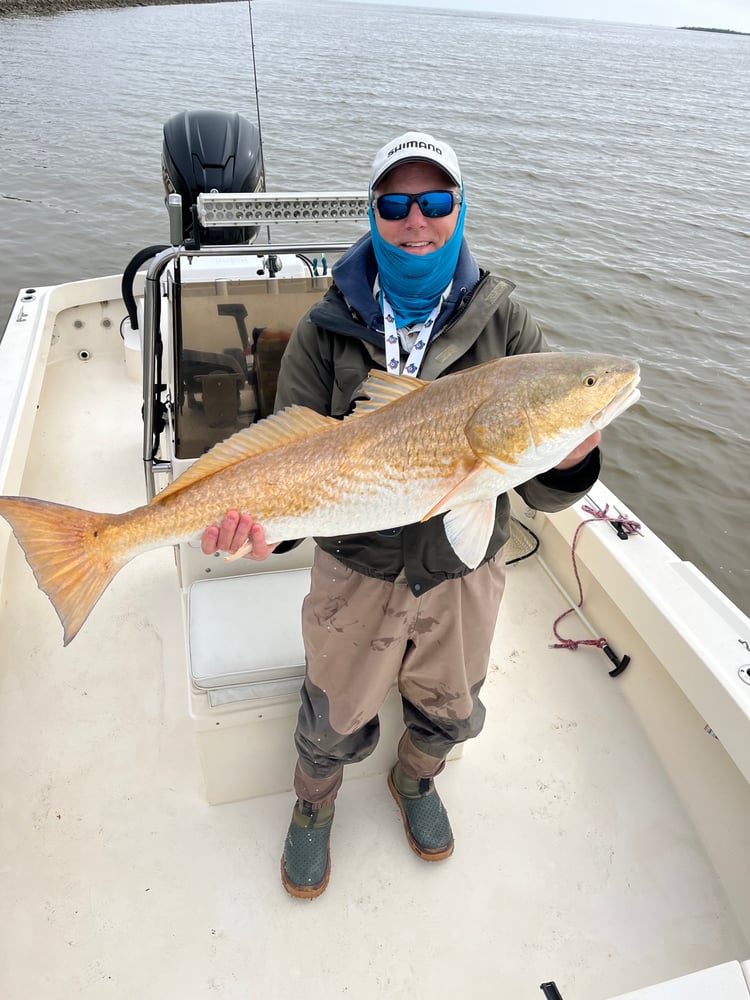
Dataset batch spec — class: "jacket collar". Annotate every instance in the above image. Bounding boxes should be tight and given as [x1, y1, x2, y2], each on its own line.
[317, 234, 482, 346]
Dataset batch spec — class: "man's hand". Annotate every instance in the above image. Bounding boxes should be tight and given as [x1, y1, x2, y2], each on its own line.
[554, 431, 601, 471]
[200, 511, 277, 561]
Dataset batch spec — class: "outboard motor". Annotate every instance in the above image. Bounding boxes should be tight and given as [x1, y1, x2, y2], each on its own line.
[162, 109, 265, 246]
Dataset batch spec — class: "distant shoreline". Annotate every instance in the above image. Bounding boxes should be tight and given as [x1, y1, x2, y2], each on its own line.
[0, 0, 226, 16]
[2, 1, 749, 35]
[678, 25, 750, 36]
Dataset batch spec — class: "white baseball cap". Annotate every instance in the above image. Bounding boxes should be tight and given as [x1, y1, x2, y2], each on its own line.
[369, 131, 462, 191]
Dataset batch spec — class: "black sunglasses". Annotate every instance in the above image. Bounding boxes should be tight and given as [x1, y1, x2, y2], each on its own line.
[374, 190, 461, 222]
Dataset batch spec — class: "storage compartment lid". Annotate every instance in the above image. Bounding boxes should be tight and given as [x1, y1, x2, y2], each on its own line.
[188, 568, 310, 690]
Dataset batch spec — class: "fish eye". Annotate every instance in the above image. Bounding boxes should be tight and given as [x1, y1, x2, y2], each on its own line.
[582, 373, 598, 387]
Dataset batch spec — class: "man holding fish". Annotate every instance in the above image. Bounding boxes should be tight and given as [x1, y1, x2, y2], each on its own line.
[202, 132, 604, 899]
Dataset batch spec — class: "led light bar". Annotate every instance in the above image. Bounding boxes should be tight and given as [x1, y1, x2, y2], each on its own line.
[197, 192, 370, 227]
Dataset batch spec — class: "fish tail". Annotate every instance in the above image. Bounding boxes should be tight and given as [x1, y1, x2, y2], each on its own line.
[0, 496, 131, 645]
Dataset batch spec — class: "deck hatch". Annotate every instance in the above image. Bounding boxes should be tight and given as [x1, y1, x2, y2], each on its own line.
[188, 568, 310, 694]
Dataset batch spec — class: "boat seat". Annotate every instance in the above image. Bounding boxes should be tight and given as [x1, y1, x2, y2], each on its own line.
[187, 567, 311, 707]
[181, 348, 247, 398]
[252, 327, 292, 418]
[175, 349, 253, 455]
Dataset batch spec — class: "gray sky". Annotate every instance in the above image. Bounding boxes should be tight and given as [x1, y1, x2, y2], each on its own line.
[340, 0, 750, 32]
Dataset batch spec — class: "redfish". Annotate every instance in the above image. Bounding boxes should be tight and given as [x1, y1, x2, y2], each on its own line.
[0, 352, 640, 644]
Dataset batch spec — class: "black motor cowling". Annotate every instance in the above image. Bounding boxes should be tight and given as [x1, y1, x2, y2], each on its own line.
[162, 109, 265, 245]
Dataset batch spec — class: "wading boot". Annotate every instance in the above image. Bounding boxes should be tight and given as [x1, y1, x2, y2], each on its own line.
[280, 799, 334, 899]
[388, 763, 454, 862]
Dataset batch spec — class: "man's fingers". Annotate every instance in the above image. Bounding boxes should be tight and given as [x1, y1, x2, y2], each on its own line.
[248, 521, 273, 559]
[200, 524, 220, 555]
[203, 512, 272, 559]
[215, 510, 238, 550]
[217, 510, 256, 553]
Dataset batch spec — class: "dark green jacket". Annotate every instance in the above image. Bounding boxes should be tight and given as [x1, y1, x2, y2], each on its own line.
[275, 238, 600, 594]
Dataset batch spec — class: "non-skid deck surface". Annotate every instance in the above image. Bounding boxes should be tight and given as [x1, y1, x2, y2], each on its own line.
[0, 349, 746, 999]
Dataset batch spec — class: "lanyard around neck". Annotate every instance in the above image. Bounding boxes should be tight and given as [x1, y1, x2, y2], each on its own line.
[381, 293, 442, 378]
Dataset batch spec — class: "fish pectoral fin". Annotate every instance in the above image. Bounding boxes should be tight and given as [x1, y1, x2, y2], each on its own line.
[421, 461, 488, 522]
[421, 461, 497, 570]
[347, 370, 428, 419]
[442, 499, 498, 570]
[152, 406, 335, 505]
[473, 454, 517, 476]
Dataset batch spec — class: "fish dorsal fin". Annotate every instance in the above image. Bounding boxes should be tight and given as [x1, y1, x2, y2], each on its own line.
[151, 406, 335, 505]
[348, 369, 428, 419]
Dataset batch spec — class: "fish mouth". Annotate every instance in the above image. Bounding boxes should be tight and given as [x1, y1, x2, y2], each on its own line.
[592, 373, 641, 429]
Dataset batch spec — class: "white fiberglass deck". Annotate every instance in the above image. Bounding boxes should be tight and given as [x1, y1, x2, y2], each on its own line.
[0, 302, 748, 999]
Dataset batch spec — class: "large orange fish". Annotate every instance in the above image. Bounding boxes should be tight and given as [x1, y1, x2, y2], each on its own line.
[0, 352, 640, 644]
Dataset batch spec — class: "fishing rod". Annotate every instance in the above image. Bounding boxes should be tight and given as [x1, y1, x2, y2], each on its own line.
[247, 0, 272, 243]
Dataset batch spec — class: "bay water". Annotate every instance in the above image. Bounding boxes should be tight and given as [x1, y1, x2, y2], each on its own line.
[0, 0, 748, 614]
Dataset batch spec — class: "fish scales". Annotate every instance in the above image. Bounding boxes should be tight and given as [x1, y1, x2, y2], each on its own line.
[131, 380, 480, 546]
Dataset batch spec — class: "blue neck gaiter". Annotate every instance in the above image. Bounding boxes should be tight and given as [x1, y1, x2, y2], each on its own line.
[368, 193, 467, 328]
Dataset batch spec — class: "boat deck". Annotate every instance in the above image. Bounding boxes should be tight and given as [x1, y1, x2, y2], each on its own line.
[0, 312, 747, 999]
